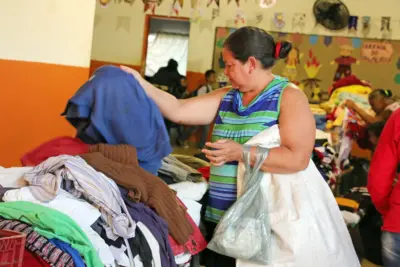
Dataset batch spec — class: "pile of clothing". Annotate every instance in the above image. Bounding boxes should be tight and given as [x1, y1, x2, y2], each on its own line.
[0, 65, 209, 267]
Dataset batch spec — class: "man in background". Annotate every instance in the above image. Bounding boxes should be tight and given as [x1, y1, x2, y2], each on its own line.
[368, 109, 400, 267]
[177, 70, 216, 149]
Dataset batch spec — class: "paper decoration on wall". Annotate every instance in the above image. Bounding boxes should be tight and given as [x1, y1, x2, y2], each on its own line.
[361, 42, 393, 64]
[255, 13, 264, 24]
[212, 8, 219, 20]
[397, 57, 400, 70]
[331, 44, 359, 81]
[351, 38, 362, 49]
[200, 19, 213, 33]
[99, 0, 112, 7]
[302, 50, 322, 102]
[171, 0, 183, 15]
[292, 13, 306, 31]
[274, 13, 285, 29]
[282, 47, 302, 83]
[216, 28, 227, 48]
[309, 35, 319, 45]
[144, 0, 161, 14]
[381, 17, 391, 39]
[124, 0, 135, 4]
[218, 52, 225, 69]
[190, 0, 204, 22]
[217, 72, 229, 87]
[94, 15, 102, 28]
[259, 0, 276, 8]
[336, 37, 349, 45]
[116, 16, 131, 32]
[235, 9, 246, 26]
[394, 73, 400, 85]
[381, 17, 391, 32]
[323, 36, 332, 47]
[291, 33, 303, 45]
[348, 16, 358, 32]
[362, 16, 371, 36]
[207, 0, 219, 7]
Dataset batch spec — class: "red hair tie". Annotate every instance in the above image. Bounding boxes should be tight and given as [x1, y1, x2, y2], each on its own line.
[274, 42, 282, 59]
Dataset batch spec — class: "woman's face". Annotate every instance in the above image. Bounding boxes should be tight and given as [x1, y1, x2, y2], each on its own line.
[222, 48, 251, 91]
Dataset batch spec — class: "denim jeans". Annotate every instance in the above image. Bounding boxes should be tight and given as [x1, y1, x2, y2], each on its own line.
[382, 231, 400, 267]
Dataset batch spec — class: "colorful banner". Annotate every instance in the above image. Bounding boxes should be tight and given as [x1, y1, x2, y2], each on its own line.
[212, 8, 219, 20]
[351, 38, 362, 49]
[348, 16, 358, 31]
[309, 35, 318, 45]
[207, 0, 219, 7]
[259, 0, 276, 8]
[116, 16, 131, 32]
[361, 42, 394, 64]
[274, 13, 285, 29]
[324, 36, 332, 47]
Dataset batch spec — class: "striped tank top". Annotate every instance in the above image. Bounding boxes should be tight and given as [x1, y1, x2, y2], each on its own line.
[205, 76, 289, 223]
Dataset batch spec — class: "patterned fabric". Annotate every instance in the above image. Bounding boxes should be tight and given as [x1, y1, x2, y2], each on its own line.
[205, 76, 289, 223]
[0, 218, 75, 267]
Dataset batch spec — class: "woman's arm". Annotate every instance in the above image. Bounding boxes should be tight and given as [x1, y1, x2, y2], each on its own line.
[121, 66, 229, 125]
[344, 100, 391, 124]
[250, 86, 316, 173]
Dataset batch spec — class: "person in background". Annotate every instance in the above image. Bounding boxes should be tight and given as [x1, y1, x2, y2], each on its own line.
[368, 109, 400, 267]
[152, 58, 182, 89]
[344, 89, 400, 125]
[165, 77, 187, 140]
[177, 70, 217, 149]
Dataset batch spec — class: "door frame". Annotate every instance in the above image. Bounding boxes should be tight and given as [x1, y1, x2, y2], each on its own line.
[140, 15, 190, 76]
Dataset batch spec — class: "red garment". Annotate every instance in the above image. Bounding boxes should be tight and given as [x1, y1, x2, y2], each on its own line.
[197, 166, 210, 181]
[368, 109, 400, 233]
[23, 249, 51, 267]
[168, 199, 207, 256]
[21, 136, 89, 166]
[329, 75, 370, 96]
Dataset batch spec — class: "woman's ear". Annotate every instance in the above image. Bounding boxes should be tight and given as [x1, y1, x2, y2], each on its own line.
[247, 56, 258, 74]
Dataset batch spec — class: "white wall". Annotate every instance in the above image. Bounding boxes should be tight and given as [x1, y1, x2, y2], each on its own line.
[91, 0, 400, 72]
[0, 0, 96, 67]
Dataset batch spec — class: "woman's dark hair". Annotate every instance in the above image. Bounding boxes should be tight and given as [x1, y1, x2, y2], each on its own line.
[223, 26, 292, 69]
[369, 88, 393, 99]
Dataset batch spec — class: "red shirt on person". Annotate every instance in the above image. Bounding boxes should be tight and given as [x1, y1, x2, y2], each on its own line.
[368, 109, 400, 232]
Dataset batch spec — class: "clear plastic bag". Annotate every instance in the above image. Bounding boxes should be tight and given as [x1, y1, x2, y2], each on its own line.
[207, 146, 272, 264]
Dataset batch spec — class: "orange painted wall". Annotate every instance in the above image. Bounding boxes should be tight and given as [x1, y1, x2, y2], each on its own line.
[0, 59, 90, 167]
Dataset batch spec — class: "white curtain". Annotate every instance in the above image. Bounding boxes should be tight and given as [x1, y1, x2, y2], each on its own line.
[145, 32, 189, 77]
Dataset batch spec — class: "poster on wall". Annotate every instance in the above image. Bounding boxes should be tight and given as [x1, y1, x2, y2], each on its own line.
[212, 27, 400, 99]
[361, 42, 394, 64]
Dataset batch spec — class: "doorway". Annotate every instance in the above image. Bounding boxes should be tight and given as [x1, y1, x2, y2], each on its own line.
[141, 16, 190, 81]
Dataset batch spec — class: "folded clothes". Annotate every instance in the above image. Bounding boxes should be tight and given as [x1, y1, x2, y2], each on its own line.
[23, 155, 136, 240]
[0, 218, 74, 267]
[81, 144, 193, 245]
[159, 155, 204, 183]
[169, 181, 208, 202]
[20, 136, 89, 167]
[0, 201, 103, 267]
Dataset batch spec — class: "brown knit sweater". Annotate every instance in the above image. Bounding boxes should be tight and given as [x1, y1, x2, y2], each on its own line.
[81, 144, 193, 244]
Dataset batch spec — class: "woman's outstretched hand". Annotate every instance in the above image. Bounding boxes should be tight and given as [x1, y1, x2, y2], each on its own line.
[202, 139, 243, 166]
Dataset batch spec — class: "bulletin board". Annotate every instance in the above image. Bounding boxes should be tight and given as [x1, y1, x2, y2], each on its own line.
[212, 27, 400, 100]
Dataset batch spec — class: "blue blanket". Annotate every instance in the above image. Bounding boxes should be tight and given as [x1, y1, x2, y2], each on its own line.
[62, 65, 172, 174]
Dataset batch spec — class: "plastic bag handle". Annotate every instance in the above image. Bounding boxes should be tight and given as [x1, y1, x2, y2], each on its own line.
[242, 145, 269, 189]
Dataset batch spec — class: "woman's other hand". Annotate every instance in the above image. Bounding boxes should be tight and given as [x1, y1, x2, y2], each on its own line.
[202, 140, 243, 166]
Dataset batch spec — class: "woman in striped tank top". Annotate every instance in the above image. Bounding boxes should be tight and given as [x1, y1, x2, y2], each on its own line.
[121, 27, 316, 267]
